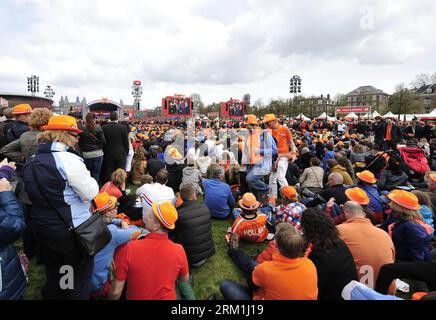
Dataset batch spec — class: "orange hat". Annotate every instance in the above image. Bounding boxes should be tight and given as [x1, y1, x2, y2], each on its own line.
[387, 190, 421, 211]
[93, 192, 117, 212]
[351, 134, 358, 139]
[168, 147, 183, 160]
[345, 187, 369, 205]
[12, 104, 32, 115]
[428, 173, 436, 183]
[297, 139, 303, 145]
[281, 186, 298, 200]
[152, 202, 178, 230]
[239, 192, 260, 210]
[337, 141, 345, 146]
[42, 115, 83, 133]
[356, 170, 377, 184]
[345, 133, 351, 138]
[245, 114, 258, 125]
[263, 114, 277, 123]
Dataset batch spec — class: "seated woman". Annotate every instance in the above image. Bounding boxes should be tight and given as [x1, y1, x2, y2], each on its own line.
[228, 193, 269, 243]
[220, 223, 318, 300]
[301, 208, 358, 300]
[91, 192, 144, 299]
[299, 157, 324, 194]
[381, 190, 433, 262]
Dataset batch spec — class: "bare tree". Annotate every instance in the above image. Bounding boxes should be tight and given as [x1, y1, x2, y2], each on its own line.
[410, 73, 432, 88]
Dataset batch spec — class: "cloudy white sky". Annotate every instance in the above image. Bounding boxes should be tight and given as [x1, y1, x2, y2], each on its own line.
[1, 0, 435, 109]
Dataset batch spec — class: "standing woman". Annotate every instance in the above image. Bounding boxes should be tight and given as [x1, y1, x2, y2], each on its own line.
[78, 113, 106, 182]
[22, 115, 99, 300]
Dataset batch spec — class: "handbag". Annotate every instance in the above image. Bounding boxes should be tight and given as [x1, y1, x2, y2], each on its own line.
[30, 160, 111, 257]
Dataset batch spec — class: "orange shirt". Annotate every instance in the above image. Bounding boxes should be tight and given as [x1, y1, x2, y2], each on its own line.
[337, 217, 395, 288]
[272, 125, 292, 154]
[385, 123, 393, 141]
[252, 253, 318, 300]
[231, 213, 268, 243]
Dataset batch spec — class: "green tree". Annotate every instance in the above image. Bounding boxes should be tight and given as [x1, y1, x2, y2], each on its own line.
[388, 84, 418, 116]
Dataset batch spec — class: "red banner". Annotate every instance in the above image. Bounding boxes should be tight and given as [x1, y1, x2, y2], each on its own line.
[336, 107, 370, 113]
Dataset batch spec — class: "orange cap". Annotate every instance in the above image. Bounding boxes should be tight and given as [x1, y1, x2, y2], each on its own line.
[337, 141, 345, 146]
[297, 139, 303, 145]
[245, 114, 258, 125]
[387, 190, 421, 211]
[281, 186, 298, 200]
[93, 192, 117, 212]
[356, 170, 377, 184]
[12, 104, 32, 115]
[351, 134, 358, 139]
[239, 192, 260, 210]
[152, 202, 178, 230]
[345, 187, 369, 205]
[345, 133, 351, 138]
[42, 115, 83, 133]
[263, 114, 277, 123]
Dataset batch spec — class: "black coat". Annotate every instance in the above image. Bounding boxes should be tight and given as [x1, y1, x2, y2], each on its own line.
[308, 240, 357, 300]
[171, 200, 215, 265]
[101, 122, 129, 160]
[147, 158, 165, 180]
[375, 122, 402, 145]
[166, 163, 186, 193]
[78, 124, 106, 152]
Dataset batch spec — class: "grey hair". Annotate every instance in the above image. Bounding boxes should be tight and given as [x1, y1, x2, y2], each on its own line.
[343, 201, 365, 217]
[329, 172, 344, 185]
[213, 166, 225, 179]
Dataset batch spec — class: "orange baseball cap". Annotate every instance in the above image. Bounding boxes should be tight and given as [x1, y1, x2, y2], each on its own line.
[387, 190, 421, 211]
[356, 170, 377, 184]
[345, 187, 369, 205]
[12, 104, 32, 115]
[263, 114, 277, 123]
[245, 114, 258, 125]
[281, 186, 298, 200]
[93, 192, 117, 212]
[152, 202, 178, 230]
[42, 115, 83, 133]
[239, 192, 260, 210]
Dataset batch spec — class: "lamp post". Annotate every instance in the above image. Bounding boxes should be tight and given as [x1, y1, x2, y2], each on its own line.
[131, 80, 143, 111]
[320, 94, 331, 118]
[27, 75, 39, 96]
[289, 75, 302, 118]
[44, 85, 55, 99]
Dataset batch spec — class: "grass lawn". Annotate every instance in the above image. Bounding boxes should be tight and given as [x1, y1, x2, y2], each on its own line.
[22, 185, 268, 300]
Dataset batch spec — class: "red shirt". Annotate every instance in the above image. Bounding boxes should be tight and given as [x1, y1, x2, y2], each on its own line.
[113, 233, 189, 300]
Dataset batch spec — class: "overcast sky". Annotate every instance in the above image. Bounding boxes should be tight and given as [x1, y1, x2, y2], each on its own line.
[1, 0, 435, 109]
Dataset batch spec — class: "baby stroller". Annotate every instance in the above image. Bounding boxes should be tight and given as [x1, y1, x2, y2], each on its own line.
[364, 151, 390, 176]
[397, 145, 430, 181]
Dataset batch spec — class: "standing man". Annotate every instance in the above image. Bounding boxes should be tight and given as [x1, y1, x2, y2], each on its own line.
[263, 114, 297, 205]
[379, 117, 402, 151]
[100, 111, 129, 184]
[6, 104, 32, 143]
[242, 115, 277, 201]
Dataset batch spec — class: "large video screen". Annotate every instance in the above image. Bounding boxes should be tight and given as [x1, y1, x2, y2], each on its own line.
[168, 97, 191, 115]
[228, 101, 244, 117]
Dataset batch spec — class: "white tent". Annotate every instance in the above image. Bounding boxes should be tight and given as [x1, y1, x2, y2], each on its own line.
[316, 112, 328, 120]
[327, 115, 337, 121]
[344, 112, 358, 119]
[372, 111, 381, 118]
[295, 113, 310, 121]
[361, 113, 369, 119]
[382, 111, 396, 118]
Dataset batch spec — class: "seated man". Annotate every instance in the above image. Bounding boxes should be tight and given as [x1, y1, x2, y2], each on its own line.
[109, 202, 190, 300]
[203, 166, 235, 219]
[306, 173, 348, 207]
[220, 223, 318, 300]
[136, 169, 176, 220]
[227, 193, 269, 243]
[337, 201, 395, 288]
[171, 183, 215, 268]
[354, 170, 384, 222]
[91, 192, 144, 298]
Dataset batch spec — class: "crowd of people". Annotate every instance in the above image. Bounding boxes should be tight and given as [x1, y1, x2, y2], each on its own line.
[1, 103, 436, 300]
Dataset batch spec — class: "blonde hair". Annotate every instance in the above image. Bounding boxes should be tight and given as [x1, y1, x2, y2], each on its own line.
[111, 168, 127, 187]
[389, 201, 422, 222]
[37, 130, 75, 147]
[29, 108, 53, 129]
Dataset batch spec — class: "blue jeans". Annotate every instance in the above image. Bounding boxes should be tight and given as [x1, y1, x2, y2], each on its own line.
[246, 164, 269, 199]
[220, 280, 252, 300]
[84, 156, 103, 182]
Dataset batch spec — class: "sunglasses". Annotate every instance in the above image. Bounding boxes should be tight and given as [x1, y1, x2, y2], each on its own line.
[68, 132, 79, 138]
